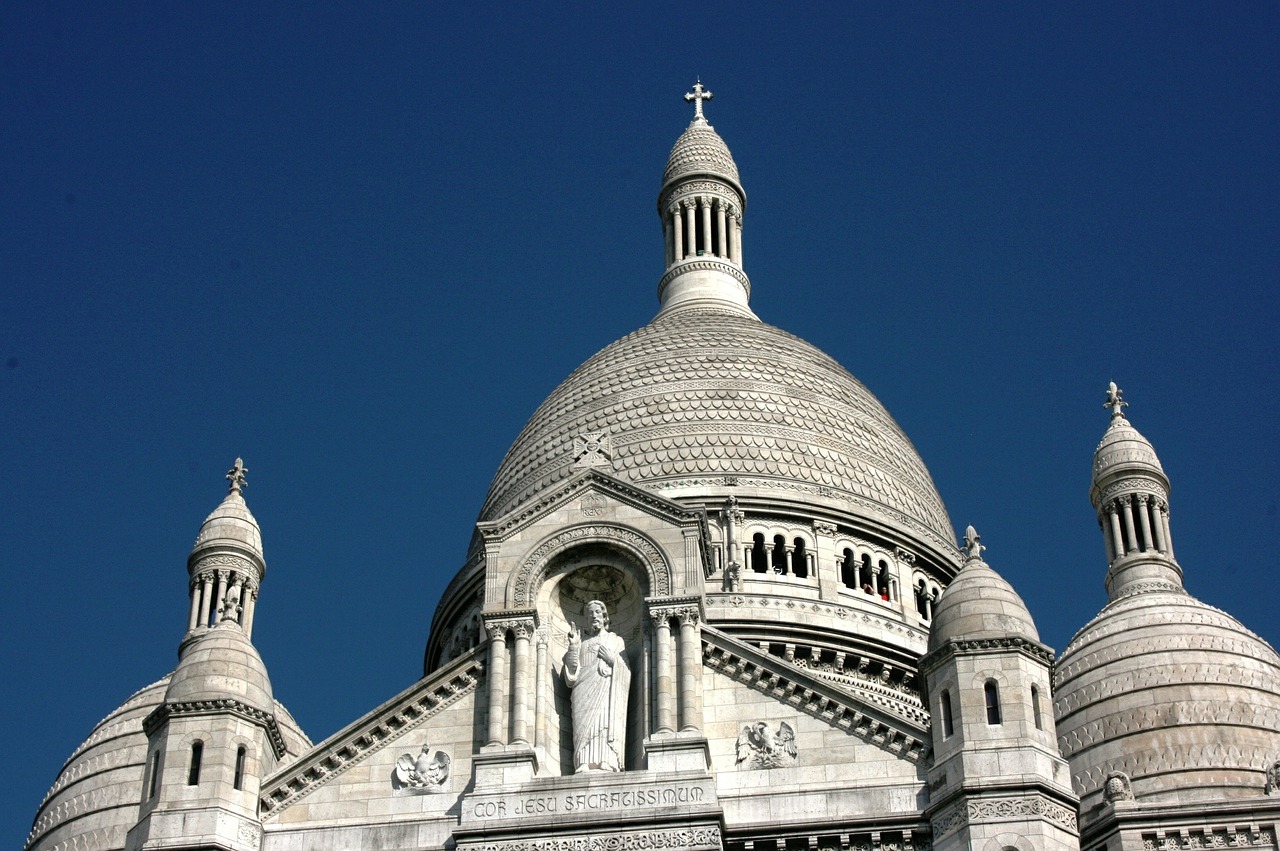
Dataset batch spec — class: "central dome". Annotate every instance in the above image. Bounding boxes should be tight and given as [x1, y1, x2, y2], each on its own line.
[478, 306, 954, 553]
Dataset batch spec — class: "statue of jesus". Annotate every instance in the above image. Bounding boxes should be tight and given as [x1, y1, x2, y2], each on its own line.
[562, 600, 630, 772]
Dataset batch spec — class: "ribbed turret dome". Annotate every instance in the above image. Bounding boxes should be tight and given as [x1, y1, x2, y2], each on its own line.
[927, 532, 1040, 653]
[1055, 586, 1280, 807]
[477, 307, 955, 553]
[1090, 409, 1167, 506]
[661, 119, 742, 196]
[166, 622, 276, 713]
[190, 487, 264, 573]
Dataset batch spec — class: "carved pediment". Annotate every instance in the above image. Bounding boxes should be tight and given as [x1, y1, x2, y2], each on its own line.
[258, 650, 482, 819]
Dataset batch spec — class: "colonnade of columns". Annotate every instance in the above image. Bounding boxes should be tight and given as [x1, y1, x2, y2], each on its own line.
[481, 601, 705, 763]
[1099, 493, 1174, 563]
[664, 196, 742, 268]
[186, 568, 259, 637]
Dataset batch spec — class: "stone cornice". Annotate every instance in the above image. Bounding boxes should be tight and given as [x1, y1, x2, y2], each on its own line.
[477, 469, 700, 544]
[656, 257, 752, 301]
[258, 650, 483, 819]
[920, 635, 1056, 676]
[144, 699, 287, 759]
[700, 624, 931, 761]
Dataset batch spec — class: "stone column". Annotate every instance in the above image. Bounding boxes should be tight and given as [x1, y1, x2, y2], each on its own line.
[1136, 495, 1154, 552]
[1159, 502, 1175, 559]
[187, 581, 202, 632]
[715, 201, 727, 257]
[653, 612, 675, 733]
[197, 573, 214, 628]
[242, 584, 258, 639]
[684, 200, 696, 259]
[1107, 504, 1125, 561]
[699, 198, 712, 256]
[676, 607, 703, 733]
[510, 619, 534, 746]
[485, 623, 509, 747]
[663, 216, 673, 266]
[1120, 496, 1138, 554]
[1100, 516, 1116, 565]
[1149, 501, 1167, 553]
[211, 570, 228, 625]
[732, 213, 743, 266]
[534, 628, 549, 753]
[672, 204, 684, 262]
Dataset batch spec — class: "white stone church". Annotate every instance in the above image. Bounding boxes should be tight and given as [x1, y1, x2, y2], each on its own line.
[27, 84, 1280, 851]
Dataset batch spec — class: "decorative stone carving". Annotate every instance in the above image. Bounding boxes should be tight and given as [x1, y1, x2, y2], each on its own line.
[1104, 769, 1134, 802]
[563, 600, 630, 772]
[735, 721, 797, 769]
[572, 431, 614, 470]
[513, 524, 671, 605]
[1105, 381, 1128, 417]
[961, 525, 984, 561]
[580, 492, 608, 517]
[392, 743, 451, 794]
[226, 457, 249, 492]
[1266, 759, 1280, 795]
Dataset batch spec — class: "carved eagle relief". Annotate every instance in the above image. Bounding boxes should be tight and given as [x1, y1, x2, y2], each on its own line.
[735, 720, 798, 769]
[392, 743, 452, 794]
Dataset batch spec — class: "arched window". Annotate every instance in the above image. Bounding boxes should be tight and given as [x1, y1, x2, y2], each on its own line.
[877, 560, 890, 599]
[791, 538, 808, 578]
[187, 741, 203, 786]
[859, 554, 873, 592]
[915, 580, 928, 616]
[148, 751, 160, 800]
[1031, 684, 1043, 730]
[984, 681, 1002, 725]
[841, 549, 857, 588]
[233, 746, 247, 790]
[771, 535, 788, 575]
[750, 533, 767, 573]
[940, 690, 954, 738]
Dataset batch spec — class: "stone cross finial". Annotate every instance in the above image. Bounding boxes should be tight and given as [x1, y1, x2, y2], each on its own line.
[962, 525, 985, 562]
[685, 79, 713, 122]
[226, 457, 249, 493]
[1104, 381, 1128, 419]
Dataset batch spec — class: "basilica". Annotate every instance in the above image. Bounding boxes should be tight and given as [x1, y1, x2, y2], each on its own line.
[27, 84, 1280, 851]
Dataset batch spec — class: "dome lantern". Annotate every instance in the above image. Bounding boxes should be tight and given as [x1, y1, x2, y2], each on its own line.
[1089, 384, 1181, 599]
[655, 81, 754, 317]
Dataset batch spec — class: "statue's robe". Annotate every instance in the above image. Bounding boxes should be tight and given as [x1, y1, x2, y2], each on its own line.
[563, 630, 630, 772]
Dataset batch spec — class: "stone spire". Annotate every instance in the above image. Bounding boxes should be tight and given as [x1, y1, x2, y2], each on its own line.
[655, 80, 754, 318]
[183, 458, 266, 646]
[1089, 384, 1181, 599]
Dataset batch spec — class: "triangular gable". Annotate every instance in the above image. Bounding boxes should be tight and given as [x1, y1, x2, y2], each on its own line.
[702, 625, 931, 762]
[258, 649, 482, 819]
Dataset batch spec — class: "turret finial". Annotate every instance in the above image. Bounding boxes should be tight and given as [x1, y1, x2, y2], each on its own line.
[962, 525, 985, 563]
[1104, 381, 1128, 420]
[226, 457, 248, 494]
[684, 79, 713, 123]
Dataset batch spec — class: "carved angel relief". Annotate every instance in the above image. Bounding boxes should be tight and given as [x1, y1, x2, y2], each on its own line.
[392, 743, 451, 794]
[735, 721, 797, 769]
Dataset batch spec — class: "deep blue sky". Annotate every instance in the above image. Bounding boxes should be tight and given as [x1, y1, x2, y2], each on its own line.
[5, 3, 1278, 844]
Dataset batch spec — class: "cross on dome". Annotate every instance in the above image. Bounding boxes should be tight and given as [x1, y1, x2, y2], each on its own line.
[1104, 381, 1128, 419]
[684, 79, 713, 122]
[226, 457, 249, 493]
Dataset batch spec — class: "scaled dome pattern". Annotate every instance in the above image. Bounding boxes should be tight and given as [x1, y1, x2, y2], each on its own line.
[926, 557, 1040, 654]
[661, 120, 741, 188]
[478, 307, 954, 551]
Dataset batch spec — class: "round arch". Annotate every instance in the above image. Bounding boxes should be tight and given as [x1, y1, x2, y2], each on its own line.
[507, 523, 674, 607]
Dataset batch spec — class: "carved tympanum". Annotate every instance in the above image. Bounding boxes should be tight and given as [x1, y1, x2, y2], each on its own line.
[392, 743, 451, 794]
[735, 720, 797, 769]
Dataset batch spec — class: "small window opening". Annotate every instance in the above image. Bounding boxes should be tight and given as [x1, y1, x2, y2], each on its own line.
[148, 751, 160, 800]
[984, 681, 1002, 725]
[771, 535, 788, 575]
[878, 560, 890, 599]
[940, 690, 954, 738]
[841, 549, 857, 588]
[791, 538, 808, 578]
[750, 533, 768, 573]
[915, 580, 928, 616]
[187, 741, 203, 786]
[859, 554, 873, 593]
[233, 746, 247, 790]
[1031, 684, 1043, 730]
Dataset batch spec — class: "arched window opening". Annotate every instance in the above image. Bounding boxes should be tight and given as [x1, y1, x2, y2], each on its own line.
[771, 535, 788, 575]
[841, 549, 857, 588]
[915, 580, 928, 616]
[1031, 684, 1043, 730]
[984, 681, 1002, 725]
[792, 538, 808, 578]
[148, 751, 160, 800]
[859, 554, 873, 593]
[940, 690, 954, 738]
[750, 533, 768, 573]
[877, 560, 890, 599]
[233, 746, 247, 790]
[187, 741, 203, 786]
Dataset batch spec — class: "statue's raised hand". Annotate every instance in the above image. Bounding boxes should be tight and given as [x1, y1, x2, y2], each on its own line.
[567, 622, 580, 650]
